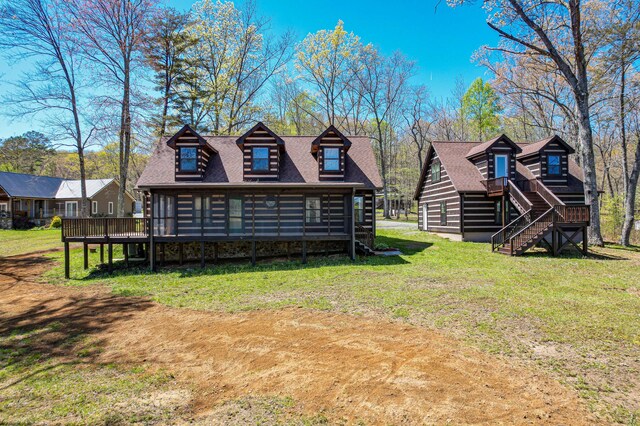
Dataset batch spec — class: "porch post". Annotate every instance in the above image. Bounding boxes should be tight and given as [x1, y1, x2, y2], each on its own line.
[100, 244, 104, 264]
[302, 240, 307, 264]
[83, 243, 88, 270]
[251, 240, 256, 266]
[149, 192, 156, 271]
[64, 241, 70, 279]
[123, 244, 129, 267]
[350, 188, 356, 261]
[107, 243, 113, 274]
[582, 225, 588, 255]
[552, 225, 558, 256]
[200, 241, 205, 268]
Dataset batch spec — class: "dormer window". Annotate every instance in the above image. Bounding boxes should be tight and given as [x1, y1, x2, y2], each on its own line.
[324, 147, 340, 171]
[252, 147, 269, 171]
[179, 147, 197, 172]
[547, 155, 560, 175]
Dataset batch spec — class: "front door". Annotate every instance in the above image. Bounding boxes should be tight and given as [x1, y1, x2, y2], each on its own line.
[494, 154, 509, 179]
[65, 201, 78, 218]
[422, 203, 428, 231]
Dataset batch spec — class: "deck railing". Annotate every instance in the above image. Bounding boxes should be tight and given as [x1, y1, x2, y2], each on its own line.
[485, 177, 509, 196]
[62, 218, 150, 239]
[555, 205, 590, 224]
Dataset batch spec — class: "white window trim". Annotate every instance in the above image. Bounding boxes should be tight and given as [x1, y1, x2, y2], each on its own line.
[65, 201, 78, 218]
[0, 202, 7, 212]
[91, 200, 98, 215]
[108, 202, 114, 215]
[494, 154, 509, 178]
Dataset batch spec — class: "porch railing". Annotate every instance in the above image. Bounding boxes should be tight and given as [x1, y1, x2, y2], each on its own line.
[62, 218, 149, 239]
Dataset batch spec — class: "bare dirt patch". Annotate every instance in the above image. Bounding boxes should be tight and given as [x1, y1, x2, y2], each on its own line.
[0, 253, 595, 424]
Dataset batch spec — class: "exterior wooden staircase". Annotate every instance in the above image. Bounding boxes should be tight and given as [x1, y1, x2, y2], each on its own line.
[355, 224, 375, 256]
[491, 180, 590, 256]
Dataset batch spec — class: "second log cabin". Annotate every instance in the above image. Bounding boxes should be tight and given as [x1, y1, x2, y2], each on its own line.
[413, 134, 591, 256]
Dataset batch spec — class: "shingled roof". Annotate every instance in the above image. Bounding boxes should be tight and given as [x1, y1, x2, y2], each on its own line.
[136, 135, 383, 189]
[517, 135, 575, 158]
[414, 139, 585, 199]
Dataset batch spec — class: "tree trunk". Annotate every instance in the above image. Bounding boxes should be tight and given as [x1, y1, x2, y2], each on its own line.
[621, 136, 640, 245]
[118, 58, 132, 218]
[575, 97, 604, 246]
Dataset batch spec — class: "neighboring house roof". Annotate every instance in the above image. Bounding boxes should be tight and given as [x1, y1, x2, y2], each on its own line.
[137, 135, 383, 189]
[0, 171, 128, 200]
[0, 172, 65, 198]
[55, 178, 115, 199]
[414, 139, 585, 199]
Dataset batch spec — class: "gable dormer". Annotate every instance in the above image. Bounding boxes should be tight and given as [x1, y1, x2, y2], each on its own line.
[518, 135, 573, 186]
[466, 134, 521, 181]
[236, 122, 285, 181]
[311, 125, 352, 181]
[167, 125, 216, 181]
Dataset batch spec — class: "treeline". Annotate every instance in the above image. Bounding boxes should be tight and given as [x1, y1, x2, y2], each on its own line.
[0, 0, 638, 245]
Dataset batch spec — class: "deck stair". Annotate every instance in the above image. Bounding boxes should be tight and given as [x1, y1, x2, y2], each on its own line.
[492, 179, 590, 256]
[355, 224, 375, 256]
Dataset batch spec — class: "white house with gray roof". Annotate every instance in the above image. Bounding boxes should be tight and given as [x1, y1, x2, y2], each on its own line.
[0, 171, 135, 228]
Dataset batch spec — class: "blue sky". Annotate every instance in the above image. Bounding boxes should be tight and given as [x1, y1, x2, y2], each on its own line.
[0, 0, 497, 139]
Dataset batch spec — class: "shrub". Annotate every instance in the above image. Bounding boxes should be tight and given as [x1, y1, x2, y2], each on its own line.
[13, 216, 35, 230]
[49, 216, 62, 229]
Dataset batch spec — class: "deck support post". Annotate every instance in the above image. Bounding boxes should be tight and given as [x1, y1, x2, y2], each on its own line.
[123, 244, 129, 267]
[64, 242, 70, 279]
[251, 241, 256, 266]
[552, 225, 558, 256]
[214, 242, 218, 263]
[107, 243, 113, 274]
[302, 240, 307, 264]
[582, 226, 588, 255]
[350, 188, 356, 261]
[200, 241, 205, 268]
[160, 243, 165, 266]
[179, 243, 184, 266]
[100, 244, 104, 264]
[83, 243, 88, 270]
[150, 242, 156, 271]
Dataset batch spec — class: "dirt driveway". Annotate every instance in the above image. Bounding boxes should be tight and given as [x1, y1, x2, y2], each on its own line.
[0, 253, 594, 424]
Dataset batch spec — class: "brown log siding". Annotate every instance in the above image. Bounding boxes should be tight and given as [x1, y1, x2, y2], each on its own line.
[417, 151, 461, 233]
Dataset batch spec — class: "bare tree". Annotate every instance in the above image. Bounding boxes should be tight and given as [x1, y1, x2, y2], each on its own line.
[66, 0, 157, 217]
[403, 85, 432, 170]
[451, 0, 606, 244]
[0, 0, 93, 217]
[351, 47, 415, 218]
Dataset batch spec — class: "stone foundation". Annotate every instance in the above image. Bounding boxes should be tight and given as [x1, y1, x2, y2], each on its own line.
[158, 240, 348, 263]
[0, 217, 12, 230]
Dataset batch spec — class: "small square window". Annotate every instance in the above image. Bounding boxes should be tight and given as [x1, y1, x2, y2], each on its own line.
[431, 161, 441, 183]
[324, 147, 340, 171]
[252, 147, 269, 171]
[547, 155, 561, 176]
[179, 147, 197, 171]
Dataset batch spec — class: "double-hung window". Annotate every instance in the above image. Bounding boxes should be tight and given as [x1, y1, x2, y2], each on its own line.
[323, 147, 340, 171]
[431, 161, 441, 183]
[252, 147, 269, 171]
[228, 196, 243, 233]
[354, 196, 364, 223]
[305, 197, 321, 224]
[547, 155, 561, 176]
[439, 201, 447, 226]
[179, 147, 197, 172]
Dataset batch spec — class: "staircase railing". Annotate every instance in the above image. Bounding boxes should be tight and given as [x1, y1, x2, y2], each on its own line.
[485, 177, 509, 196]
[508, 180, 533, 215]
[355, 224, 374, 249]
[491, 210, 532, 252]
[508, 207, 555, 254]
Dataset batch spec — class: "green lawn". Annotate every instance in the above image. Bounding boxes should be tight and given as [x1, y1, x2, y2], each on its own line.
[2, 227, 639, 423]
[0, 228, 62, 257]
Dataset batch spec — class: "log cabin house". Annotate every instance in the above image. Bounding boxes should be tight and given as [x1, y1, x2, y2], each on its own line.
[413, 134, 591, 256]
[61, 122, 382, 276]
[0, 172, 134, 229]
